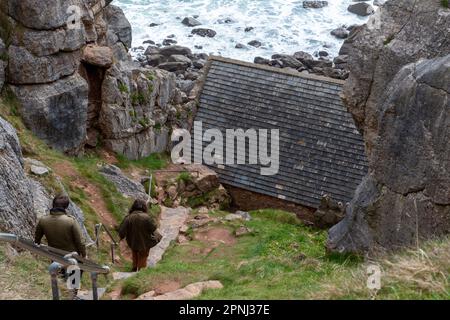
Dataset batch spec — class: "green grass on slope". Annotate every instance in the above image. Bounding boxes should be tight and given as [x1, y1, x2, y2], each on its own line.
[119, 210, 361, 300]
[119, 209, 450, 300]
[0, 244, 51, 300]
[115, 153, 168, 171]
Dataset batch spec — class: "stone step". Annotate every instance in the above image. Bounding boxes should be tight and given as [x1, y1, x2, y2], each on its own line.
[147, 206, 190, 267]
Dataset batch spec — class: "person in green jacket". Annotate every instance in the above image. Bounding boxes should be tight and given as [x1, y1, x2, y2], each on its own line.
[35, 195, 86, 300]
[34, 195, 86, 257]
[119, 199, 161, 272]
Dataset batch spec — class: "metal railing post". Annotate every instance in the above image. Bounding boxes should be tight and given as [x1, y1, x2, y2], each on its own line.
[91, 272, 99, 301]
[95, 224, 101, 250]
[49, 262, 62, 301]
[110, 243, 115, 264]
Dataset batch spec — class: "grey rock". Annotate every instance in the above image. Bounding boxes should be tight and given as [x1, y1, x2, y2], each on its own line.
[182, 17, 202, 27]
[7, 0, 89, 30]
[99, 164, 147, 200]
[163, 39, 177, 46]
[168, 54, 192, 66]
[30, 165, 50, 176]
[331, 27, 349, 39]
[293, 51, 314, 64]
[271, 54, 303, 69]
[303, 1, 328, 9]
[0, 116, 35, 238]
[158, 61, 190, 72]
[254, 56, 270, 65]
[248, 40, 262, 48]
[158, 45, 192, 57]
[0, 59, 5, 92]
[10, 74, 89, 154]
[347, 2, 374, 16]
[235, 211, 252, 221]
[146, 54, 166, 67]
[191, 28, 217, 38]
[7, 45, 80, 84]
[103, 5, 133, 48]
[328, 55, 450, 254]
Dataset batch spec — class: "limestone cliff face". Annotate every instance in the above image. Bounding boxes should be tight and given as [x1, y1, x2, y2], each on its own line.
[328, 1, 450, 254]
[0, 0, 181, 159]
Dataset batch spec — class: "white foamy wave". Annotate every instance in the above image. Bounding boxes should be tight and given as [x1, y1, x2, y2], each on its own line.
[115, 0, 372, 61]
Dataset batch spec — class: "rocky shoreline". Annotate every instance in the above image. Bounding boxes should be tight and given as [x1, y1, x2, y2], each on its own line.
[129, 0, 387, 82]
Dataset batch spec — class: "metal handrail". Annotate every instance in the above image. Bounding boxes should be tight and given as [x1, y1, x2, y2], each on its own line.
[0, 233, 110, 300]
[91, 223, 118, 264]
[0, 233, 109, 274]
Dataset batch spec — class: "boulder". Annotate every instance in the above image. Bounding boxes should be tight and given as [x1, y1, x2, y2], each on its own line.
[330, 27, 349, 39]
[248, 40, 262, 48]
[162, 39, 177, 46]
[158, 45, 192, 57]
[347, 2, 375, 16]
[82, 45, 113, 68]
[158, 61, 190, 72]
[168, 54, 192, 66]
[191, 28, 217, 38]
[293, 51, 314, 64]
[182, 17, 202, 27]
[254, 57, 270, 65]
[10, 74, 89, 154]
[271, 54, 303, 69]
[314, 195, 345, 228]
[303, 1, 328, 9]
[99, 164, 147, 200]
[328, 55, 450, 254]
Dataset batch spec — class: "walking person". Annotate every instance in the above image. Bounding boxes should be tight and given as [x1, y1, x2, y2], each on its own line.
[119, 199, 161, 272]
[34, 194, 86, 299]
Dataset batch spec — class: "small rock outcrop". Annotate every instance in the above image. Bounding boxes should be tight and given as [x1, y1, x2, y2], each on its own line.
[154, 164, 231, 210]
[136, 280, 223, 300]
[328, 0, 450, 254]
[314, 195, 345, 229]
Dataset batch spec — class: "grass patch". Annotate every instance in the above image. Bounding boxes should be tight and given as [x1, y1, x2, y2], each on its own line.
[177, 171, 193, 184]
[115, 153, 168, 171]
[442, 0, 449, 8]
[118, 82, 129, 94]
[131, 92, 147, 105]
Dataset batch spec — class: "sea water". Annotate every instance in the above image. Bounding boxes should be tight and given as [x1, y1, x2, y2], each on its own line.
[116, 0, 372, 61]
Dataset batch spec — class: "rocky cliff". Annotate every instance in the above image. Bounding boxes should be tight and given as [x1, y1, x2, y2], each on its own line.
[328, 0, 450, 254]
[0, 116, 35, 237]
[0, 0, 187, 159]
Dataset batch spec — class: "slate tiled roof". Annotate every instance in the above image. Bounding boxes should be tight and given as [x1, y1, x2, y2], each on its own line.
[193, 56, 368, 209]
